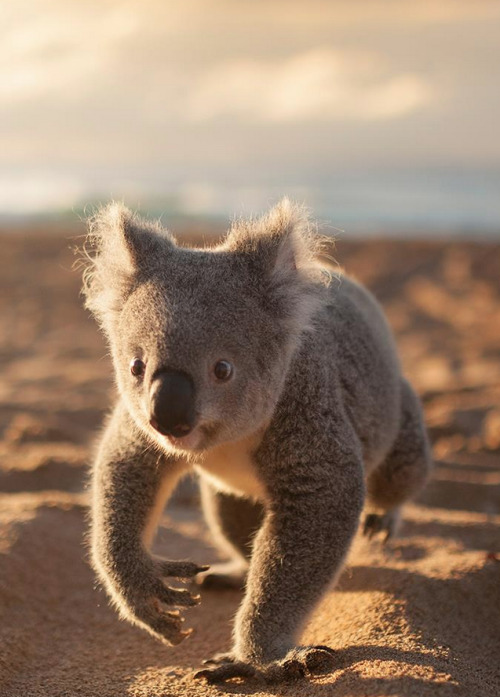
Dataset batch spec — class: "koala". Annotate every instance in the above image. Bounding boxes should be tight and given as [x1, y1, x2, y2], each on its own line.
[82, 199, 431, 684]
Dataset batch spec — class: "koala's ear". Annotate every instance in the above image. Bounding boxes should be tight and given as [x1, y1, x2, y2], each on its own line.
[223, 198, 330, 331]
[224, 198, 321, 281]
[81, 203, 175, 328]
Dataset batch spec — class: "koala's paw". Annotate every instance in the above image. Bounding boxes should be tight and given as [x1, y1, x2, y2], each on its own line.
[363, 510, 400, 542]
[193, 645, 338, 684]
[196, 561, 247, 590]
[130, 559, 209, 646]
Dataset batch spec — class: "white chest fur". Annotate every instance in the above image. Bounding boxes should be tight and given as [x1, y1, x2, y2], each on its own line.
[194, 431, 266, 501]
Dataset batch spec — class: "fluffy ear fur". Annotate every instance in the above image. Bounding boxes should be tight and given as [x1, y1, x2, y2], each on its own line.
[223, 198, 330, 334]
[82, 203, 175, 329]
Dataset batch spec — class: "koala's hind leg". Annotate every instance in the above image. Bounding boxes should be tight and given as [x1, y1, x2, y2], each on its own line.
[364, 378, 432, 541]
[198, 478, 264, 588]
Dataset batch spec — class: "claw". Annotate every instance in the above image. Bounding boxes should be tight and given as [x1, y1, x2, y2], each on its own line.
[201, 652, 235, 666]
[363, 510, 400, 542]
[158, 585, 201, 607]
[158, 560, 210, 578]
[194, 661, 258, 683]
[162, 610, 184, 622]
[193, 669, 211, 681]
[167, 628, 193, 646]
[363, 513, 382, 539]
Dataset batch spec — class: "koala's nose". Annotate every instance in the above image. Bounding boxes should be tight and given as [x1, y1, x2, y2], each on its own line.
[149, 369, 196, 438]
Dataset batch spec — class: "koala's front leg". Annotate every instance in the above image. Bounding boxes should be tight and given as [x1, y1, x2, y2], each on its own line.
[197, 441, 364, 683]
[90, 404, 206, 645]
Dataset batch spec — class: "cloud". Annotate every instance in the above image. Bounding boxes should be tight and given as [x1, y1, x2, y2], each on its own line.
[187, 48, 432, 122]
[0, 3, 137, 104]
[0, 0, 498, 198]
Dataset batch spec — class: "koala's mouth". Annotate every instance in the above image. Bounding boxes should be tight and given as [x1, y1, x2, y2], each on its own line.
[163, 429, 202, 451]
[158, 421, 221, 453]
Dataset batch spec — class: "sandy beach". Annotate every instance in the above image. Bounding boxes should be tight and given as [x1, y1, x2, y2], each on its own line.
[0, 226, 499, 697]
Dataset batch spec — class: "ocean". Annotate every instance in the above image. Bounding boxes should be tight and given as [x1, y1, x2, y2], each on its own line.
[1, 167, 498, 237]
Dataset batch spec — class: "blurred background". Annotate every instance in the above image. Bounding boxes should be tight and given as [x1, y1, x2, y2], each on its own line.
[2, 0, 499, 235]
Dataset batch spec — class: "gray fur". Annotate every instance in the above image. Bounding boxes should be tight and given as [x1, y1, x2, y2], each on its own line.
[83, 199, 432, 682]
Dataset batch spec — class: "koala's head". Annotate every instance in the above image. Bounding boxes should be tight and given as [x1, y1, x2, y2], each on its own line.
[82, 199, 328, 455]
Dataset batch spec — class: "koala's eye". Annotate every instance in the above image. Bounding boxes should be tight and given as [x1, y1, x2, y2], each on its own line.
[213, 360, 233, 382]
[130, 358, 146, 378]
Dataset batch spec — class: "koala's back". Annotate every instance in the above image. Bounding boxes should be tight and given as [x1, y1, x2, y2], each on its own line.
[288, 271, 403, 471]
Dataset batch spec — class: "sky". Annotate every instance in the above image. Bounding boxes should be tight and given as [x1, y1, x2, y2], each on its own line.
[1, 0, 499, 230]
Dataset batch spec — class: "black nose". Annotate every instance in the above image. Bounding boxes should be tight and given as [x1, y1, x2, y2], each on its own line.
[149, 369, 196, 438]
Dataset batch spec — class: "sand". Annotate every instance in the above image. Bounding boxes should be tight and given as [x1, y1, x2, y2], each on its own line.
[0, 226, 499, 697]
